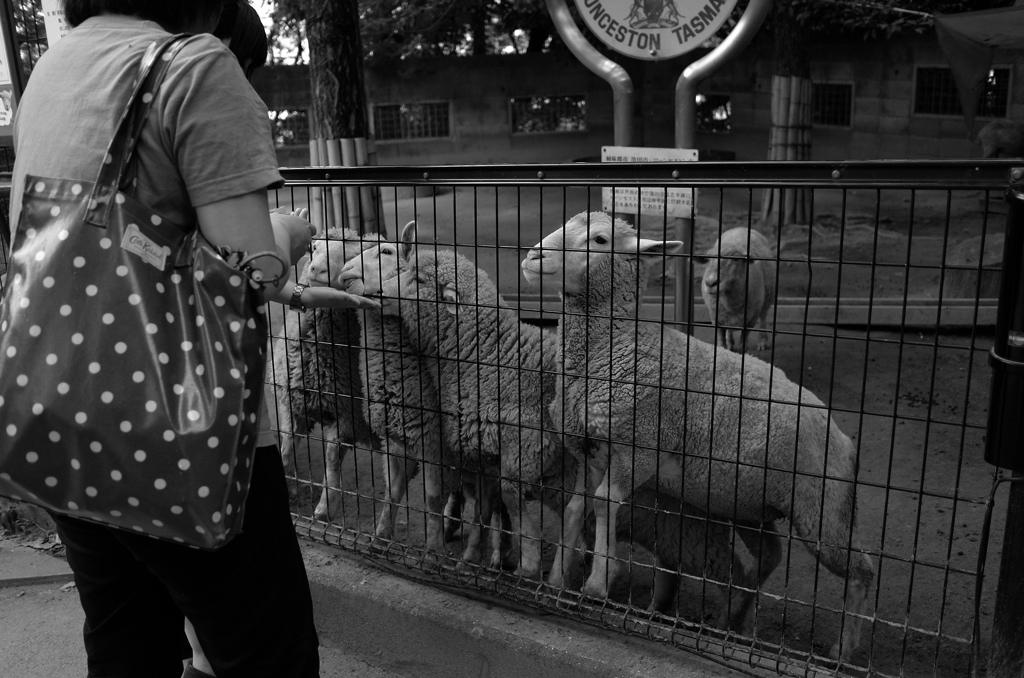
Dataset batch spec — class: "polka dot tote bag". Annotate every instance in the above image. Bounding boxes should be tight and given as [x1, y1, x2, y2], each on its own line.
[0, 36, 266, 550]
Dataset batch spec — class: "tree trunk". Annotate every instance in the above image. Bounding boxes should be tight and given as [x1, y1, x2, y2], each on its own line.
[760, 0, 811, 232]
[306, 0, 367, 139]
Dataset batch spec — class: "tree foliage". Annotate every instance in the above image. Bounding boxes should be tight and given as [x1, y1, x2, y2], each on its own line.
[788, 0, 1016, 40]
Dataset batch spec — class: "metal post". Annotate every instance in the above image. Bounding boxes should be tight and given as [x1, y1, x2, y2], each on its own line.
[672, 0, 773, 333]
[544, 0, 633, 147]
[987, 176, 1024, 677]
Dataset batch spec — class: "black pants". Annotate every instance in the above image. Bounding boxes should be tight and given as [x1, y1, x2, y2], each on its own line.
[51, 446, 320, 678]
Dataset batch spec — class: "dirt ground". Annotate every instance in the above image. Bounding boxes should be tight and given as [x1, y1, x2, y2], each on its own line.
[267, 181, 1014, 678]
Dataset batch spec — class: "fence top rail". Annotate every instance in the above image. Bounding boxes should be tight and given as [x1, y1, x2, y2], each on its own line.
[279, 159, 1024, 191]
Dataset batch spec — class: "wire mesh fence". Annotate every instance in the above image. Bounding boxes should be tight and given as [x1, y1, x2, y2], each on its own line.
[266, 160, 1023, 678]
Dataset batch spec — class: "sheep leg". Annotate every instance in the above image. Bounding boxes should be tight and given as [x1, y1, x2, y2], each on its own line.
[581, 453, 625, 599]
[374, 439, 411, 541]
[725, 523, 783, 635]
[421, 459, 446, 555]
[504, 480, 543, 579]
[457, 475, 483, 565]
[484, 482, 506, 570]
[443, 489, 464, 541]
[548, 462, 589, 588]
[279, 430, 298, 501]
[313, 439, 350, 523]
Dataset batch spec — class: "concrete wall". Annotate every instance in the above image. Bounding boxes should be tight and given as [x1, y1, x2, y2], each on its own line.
[251, 33, 1023, 166]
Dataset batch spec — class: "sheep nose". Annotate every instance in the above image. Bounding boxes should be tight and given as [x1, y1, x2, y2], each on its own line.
[306, 264, 331, 285]
[338, 268, 361, 282]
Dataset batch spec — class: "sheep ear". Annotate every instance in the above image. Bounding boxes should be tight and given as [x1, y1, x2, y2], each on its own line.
[399, 221, 417, 260]
[692, 255, 709, 265]
[626, 238, 685, 259]
[442, 284, 459, 315]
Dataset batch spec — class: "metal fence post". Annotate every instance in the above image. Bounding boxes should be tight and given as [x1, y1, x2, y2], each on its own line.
[986, 170, 1024, 677]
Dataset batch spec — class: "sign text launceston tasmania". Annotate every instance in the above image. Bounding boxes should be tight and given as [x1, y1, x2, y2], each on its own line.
[573, 0, 740, 60]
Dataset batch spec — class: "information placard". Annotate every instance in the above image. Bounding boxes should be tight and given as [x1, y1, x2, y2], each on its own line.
[601, 146, 698, 219]
[41, 0, 72, 45]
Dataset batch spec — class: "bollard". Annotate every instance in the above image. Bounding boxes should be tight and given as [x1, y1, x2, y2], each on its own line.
[985, 180, 1024, 677]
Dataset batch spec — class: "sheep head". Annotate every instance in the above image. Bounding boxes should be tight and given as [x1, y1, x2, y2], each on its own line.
[521, 211, 683, 301]
[337, 221, 416, 297]
[304, 227, 381, 288]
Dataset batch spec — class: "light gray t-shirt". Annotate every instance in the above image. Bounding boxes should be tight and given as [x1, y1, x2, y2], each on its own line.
[12, 15, 282, 448]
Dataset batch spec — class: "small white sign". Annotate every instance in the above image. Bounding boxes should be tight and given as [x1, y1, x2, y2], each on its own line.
[601, 146, 698, 219]
[573, 0, 740, 61]
[41, 0, 72, 45]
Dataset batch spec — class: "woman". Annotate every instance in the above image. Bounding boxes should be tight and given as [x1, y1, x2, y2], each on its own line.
[9, 2, 346, 676]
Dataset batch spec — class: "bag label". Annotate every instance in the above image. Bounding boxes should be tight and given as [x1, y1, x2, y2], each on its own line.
[121, 222, 167, 270]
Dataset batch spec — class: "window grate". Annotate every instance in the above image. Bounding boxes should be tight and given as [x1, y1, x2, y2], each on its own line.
[509, 95, 586, 134]
[269, 109, 310, 147]
[695, 93, 732, 133]
[914, 66, 1011, 117]
[813, 82, 853, 127]
[373, 102, 451, 141]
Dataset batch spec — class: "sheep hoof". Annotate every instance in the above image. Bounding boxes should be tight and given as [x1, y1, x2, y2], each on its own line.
[512, 566, 541, 581]
[443, 518, 462, 542]
[581, 577, 609, 599]
[828, 639, 853, 662]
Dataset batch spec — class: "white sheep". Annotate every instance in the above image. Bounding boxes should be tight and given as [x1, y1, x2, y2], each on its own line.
[379, 239, 580, 580]
[698, 227, 776, 353]
[332, 222, 506, 566]
[267, 227, 380, 521]
[521, 211, 875, 661]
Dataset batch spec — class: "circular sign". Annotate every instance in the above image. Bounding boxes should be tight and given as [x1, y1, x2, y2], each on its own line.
[572, 0, 740, 61]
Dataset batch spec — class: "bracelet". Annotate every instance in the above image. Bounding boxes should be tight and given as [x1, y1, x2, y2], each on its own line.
[290, 283, 308, 312]
[237, 250, 289, 287]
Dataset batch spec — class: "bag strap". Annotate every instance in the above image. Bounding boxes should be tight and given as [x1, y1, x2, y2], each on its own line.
[86, 34, 191, 229]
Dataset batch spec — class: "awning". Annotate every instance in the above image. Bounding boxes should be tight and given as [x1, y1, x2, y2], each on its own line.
[934, 0, 1024, 134]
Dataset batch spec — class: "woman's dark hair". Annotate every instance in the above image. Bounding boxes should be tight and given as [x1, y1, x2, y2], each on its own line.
[214, 1, 268, 81]
[63, 0, 229, 33]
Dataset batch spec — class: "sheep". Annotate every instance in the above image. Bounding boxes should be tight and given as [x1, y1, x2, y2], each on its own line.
[977, 119, 1024, 158]
[267, 227, 381, 521]
[521, 211, 875, 661]
[332, 222, 506, 566]
[379, 238, 580, 580]
[698, 227, 776, 353]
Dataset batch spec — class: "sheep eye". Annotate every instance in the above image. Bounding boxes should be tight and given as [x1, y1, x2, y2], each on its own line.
[594, 235, 608, 245]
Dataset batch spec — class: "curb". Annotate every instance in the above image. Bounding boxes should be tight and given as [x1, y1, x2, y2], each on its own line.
[301, 540, 746, 678]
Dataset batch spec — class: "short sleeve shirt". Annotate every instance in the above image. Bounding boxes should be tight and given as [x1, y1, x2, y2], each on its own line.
[11, 15, 282, 447]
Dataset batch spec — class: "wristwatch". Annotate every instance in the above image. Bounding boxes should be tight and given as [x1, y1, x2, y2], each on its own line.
[289, 283, 308, 312]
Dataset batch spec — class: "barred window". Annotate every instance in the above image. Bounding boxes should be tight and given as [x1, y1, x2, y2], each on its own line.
[510, 95, 586, 134]
[373, 102, 450, 141]
[812, 82, 852, 127]
[269, 109, 310, 147]
[695, 93, 731, 133]
[914, 66, 1011, 117]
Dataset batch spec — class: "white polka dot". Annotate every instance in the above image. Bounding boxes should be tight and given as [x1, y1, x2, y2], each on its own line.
[44, 477, 57, 487]
[49, 431, 60, 443]
[195, 365, 205, 377]
[71, 333, 84, 345]
[229, 275, 241, 287]
[104, 153, 113, 164]
[195, 526, 207, 535]
[171, 273, 182, 284]
[134, 450, 146, 462]
[195, 270, 205, 283]
[57, 383, 69, 395]
[50, 205, 60, 217]
[57, 230, 69, 241]
[120, 421, 132, 433]
[229, 368, 240, 379]
[132, 372, 144, 383]
[99, 238, 112, 249]
[70, 459, 80, 470]
[5, 424, 15, 436]
[90, 441, 102, 453]
[220, 464, 229, 475]
[154, 478, 166, 490]
[186, 410, 199, 422]
[85, 486, 97, 497]
[25, 451, 39, 463]
[59, 305, 72, 316]
[28, 325, 41, 337]
[67, 501, 79, 510]
[111, 470, 122, 481]
[115, 193, 126, 204]
[42, 276, 54, 288]
[127, 497, 140, 507]
[165, 312, 175, 323]
[196, 315, 205, 327]
[31, 404, 43, 415]
[102, 313, 115, 324]
[146, 401, 157, 413]
[85, 285, 98, 296]
[101, 392, 113, 403]
[16, 375, 28, 387]
[227, 415, 238, 426]
[229, 321, 241, 333]
[152, 519, 164, 527]
[75, 412, 87, 424]
[142, 92, 153, 104]
[225, 504, 233, 516]
[18, 298, 29, 309]
[246, 319, 257, 330]
[71, 183, 82, 195]
[211, 512, 222, 523]
[214, 296, 225, 307]
[163, 430, 175, 442]
[207, 437, 219, 448]
[213, 387, 224, 398]
[45, 354, 57, 365]
[214, 341, 223, 352]
[34, 181, 44, 192]
[128, 294, 141, 305]
[116, 266, 128, 277]
[158, 353, 169, 364]
[114, 342, 127, 354]
[151, 214, 162, 226]
[73, 256, 86, 268]
[171, 506, 184, 515]
[34, 250, 45, 261]
[88, 362, 100, 374]
[178, 459, 191, 471]
[198, 486, 210, 498]
[110, 510, 122, 517]
[5, 346, 15, 358]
